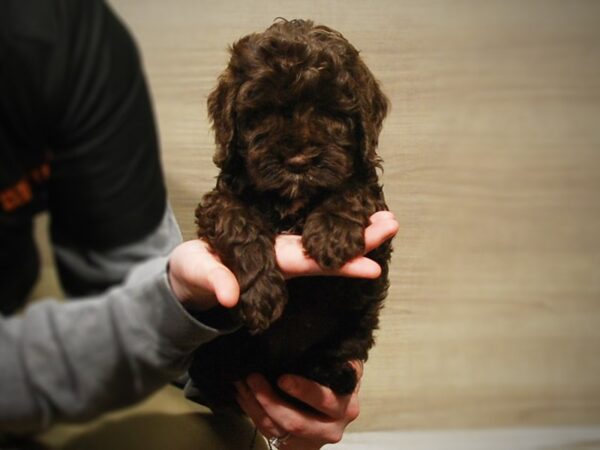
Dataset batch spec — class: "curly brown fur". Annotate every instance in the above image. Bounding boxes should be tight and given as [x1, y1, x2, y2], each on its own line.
[190, 19, 392, 406]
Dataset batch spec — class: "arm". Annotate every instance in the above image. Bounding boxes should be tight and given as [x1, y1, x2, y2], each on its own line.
[0, 238, 244, 434]
[0, 212, 396, 436]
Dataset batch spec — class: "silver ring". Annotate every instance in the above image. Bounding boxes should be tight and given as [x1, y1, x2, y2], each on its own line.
[268, 433, 291, 448]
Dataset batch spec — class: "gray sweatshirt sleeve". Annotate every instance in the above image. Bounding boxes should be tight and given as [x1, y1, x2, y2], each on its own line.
[0, 256, 237, 434]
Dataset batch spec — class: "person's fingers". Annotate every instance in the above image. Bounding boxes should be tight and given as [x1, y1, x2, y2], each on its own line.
[334, 256, 382, 279]
[274, 234, 313, 276]
[174, 212, 397, 304]
[237, 380, 322, 450]
[276, 238, 382, 279]
[363, 211, 399, 253]
[349, 360, 365, 390]
[246, 374, 344, 444]
[324, 212, 397, 278]
[369, 210, 396, 224]
[234, 381, 286, 439]
[277, 360, 364, 420]
[205, 265, 239, 308]
[276, 211, 398, 279]
[169, 239, 241, 310]
[277, 375, 352, 420]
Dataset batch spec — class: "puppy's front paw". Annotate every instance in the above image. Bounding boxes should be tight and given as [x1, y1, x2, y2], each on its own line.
[238, 270, 288, 334]
[302, 213, 365, 270]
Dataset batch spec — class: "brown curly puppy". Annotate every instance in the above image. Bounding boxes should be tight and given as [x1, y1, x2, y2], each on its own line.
[190, 19, 391, 406]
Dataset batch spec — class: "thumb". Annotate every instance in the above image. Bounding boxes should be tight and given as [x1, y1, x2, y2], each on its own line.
[205, 265, 240, 308]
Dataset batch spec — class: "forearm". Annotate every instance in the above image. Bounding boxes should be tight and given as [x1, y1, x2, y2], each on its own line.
[0, 257, 233, 433]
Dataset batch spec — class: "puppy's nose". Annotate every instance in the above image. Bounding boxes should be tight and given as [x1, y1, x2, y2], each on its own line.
[286, 154, 311, 172]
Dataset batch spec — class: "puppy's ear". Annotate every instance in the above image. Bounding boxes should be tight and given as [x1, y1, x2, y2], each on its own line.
[207, 68, 238, 169]
[354, 61, 389, 173]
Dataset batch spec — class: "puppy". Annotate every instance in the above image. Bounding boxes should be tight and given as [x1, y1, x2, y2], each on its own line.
[189, 19, 391, 407]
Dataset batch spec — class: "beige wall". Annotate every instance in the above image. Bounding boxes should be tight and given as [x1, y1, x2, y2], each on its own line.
[36, 0, 600, 432]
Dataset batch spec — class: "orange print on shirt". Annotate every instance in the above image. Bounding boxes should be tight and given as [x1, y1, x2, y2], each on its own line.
[0, 162, 51, 212]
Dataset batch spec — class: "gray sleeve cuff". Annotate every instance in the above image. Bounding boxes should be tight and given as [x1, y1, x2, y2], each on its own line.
[118, 256, 240, 365]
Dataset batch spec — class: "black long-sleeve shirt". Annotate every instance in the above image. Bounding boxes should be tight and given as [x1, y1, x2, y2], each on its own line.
[0, 0, 167, 311]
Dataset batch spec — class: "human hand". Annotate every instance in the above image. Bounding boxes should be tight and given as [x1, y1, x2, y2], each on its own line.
[168, 211, 398, 310]
[167, 239, 240, 311]
[235, 360, 365, 449]
[275, 210, 398, 279]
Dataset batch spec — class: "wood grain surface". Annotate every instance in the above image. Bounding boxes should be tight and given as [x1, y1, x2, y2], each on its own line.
[33, 0, 600, 432]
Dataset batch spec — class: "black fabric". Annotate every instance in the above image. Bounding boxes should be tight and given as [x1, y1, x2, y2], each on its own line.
[0, 220, 39, 315]
[0, 0, 166, 306]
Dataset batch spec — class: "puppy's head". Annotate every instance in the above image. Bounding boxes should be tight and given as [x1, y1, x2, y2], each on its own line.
[208, 19, 389, 199]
